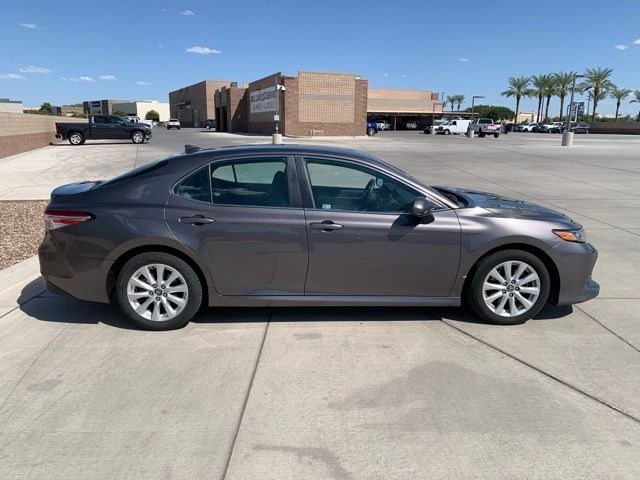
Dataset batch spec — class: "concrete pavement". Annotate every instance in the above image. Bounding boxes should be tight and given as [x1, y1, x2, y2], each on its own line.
[1, 130, 639, 478]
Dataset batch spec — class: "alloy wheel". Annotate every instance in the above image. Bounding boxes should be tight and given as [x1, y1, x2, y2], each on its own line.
[482, 260, 540, 317]
[126, 263, 189, 321]
[70, 134, 82, 145]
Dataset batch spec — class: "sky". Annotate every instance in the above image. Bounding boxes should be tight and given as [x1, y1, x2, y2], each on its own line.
[1, 0, 639, 116]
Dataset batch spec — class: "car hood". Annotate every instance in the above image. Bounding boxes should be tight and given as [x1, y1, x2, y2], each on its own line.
[435, 186, 578, 224]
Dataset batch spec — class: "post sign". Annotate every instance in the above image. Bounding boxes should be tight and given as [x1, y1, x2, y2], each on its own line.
[250, 86, 277, 113]
[570, 101, 585, 116]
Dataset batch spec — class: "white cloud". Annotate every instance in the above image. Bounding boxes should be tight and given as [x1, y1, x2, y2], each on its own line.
[459, 57, 469, 62]
[634, 38, 640, 45]
[161, 8, 168, 12]
[137, 81, 152, 85]
[383, 73, 389, 77]
[0, 73, 26, 80]
[186, 46, 221, 55]
[79, 76, 95, 82]
[19, 65, 50, 73]
[20, 22, 37, 29]
[181, 9, 194, 16]
[99, 75, 117, 80]
[615, 44, 628, 50]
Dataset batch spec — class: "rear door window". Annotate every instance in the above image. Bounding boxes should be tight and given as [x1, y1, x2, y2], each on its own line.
[210, 158, 290, 208]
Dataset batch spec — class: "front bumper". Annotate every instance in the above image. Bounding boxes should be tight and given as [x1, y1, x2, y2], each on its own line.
[550, 241, 599, 305]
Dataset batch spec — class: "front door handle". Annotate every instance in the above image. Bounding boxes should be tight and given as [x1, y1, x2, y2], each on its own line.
[310, 221, 343, 231]
[179, 215, 215, 225]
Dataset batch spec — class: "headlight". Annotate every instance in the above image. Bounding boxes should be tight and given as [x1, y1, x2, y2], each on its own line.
[553, 228, 586, 243]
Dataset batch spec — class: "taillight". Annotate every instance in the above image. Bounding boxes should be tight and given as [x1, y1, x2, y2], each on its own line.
[44, 209, 93, 230]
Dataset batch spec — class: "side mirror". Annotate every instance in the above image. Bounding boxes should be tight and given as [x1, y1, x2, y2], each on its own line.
[412, 196, 433, 219]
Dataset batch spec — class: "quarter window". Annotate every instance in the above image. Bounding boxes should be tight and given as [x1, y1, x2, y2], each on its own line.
[174, 167, 211, 203]
[210, 158, 289, 207]
[304, 159, 419, 213]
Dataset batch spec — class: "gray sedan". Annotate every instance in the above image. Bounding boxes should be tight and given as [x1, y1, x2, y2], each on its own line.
[38, 145, 599, 330]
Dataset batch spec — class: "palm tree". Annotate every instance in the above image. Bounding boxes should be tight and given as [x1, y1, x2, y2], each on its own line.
[445, 95, 456, 112]
[609, 87, 632, 122]
[454, 94, 465, 111]
[543, 78, 557, 122]
[501, 76, 531, 123]
[530, 74, 554, 122]
[631, 90, 640, 121]
[578, 67, 614, 121]
[554, 72, 576, 122]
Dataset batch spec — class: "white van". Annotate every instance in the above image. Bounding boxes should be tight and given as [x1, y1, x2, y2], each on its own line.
[437, 119, 471, 135]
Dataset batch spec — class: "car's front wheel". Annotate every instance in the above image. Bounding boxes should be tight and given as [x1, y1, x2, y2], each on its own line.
[115, 252, 203, 330]
[367, 127, 376, 136]
[468, 250, 550, 325]
[131, 131, 145, 144]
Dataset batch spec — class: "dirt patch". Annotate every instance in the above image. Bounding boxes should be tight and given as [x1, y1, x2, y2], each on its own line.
[0, 201, 48, 270]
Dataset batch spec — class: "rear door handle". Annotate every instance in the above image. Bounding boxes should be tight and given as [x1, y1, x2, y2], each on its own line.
[179, 215, 215, 225]
[310, 221, 343, 231]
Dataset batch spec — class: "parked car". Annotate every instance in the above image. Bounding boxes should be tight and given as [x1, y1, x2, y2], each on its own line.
[470, 118, 501, 138]
[55, 115, 152, 145]
[535, 123, 553, 133]
[405, 121, 418, 130]
[366, 122, 379, 136]
[516, 123, 538, 132]
[435, 119, 471, 135]
[204, 119, 216, 130]
[376, 120, 391, 131]
[125, 116, 141, 123]
[39, 144, 599, 330]
[569, 122, 591, 134]
[139, 119, 155, 129]
[167, 119, 181, 130]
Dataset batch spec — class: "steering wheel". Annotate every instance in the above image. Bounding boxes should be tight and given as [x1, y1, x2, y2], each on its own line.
[359, 178, 376, 211]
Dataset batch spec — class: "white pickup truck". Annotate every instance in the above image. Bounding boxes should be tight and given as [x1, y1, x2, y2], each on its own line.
[470, 118, 501, 138]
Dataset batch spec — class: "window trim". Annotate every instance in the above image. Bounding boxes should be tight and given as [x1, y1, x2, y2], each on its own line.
[296, 155, 450, 214]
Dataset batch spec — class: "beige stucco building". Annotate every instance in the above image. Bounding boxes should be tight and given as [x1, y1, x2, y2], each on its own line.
[112, 101, 170, 121]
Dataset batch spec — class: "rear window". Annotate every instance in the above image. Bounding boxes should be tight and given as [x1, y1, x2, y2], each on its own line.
[169, 119, 179, 122]
[96, 159, 169, 188]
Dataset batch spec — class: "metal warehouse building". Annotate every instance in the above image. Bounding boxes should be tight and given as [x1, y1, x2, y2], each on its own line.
[171, 71, 443, 135]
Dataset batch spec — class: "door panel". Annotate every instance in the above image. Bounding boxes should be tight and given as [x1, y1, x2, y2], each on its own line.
[166, 198, 308, 296]
[304, 209, 461, 296]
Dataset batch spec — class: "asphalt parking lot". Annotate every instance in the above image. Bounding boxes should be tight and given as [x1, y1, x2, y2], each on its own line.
[1, 129, 639, 479]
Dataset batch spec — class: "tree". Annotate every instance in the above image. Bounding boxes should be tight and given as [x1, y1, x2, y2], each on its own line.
[609, 87, 632, 122]
[529, 74, 554, 122]
[39, 102, 52, 113]
[453, 94, 465, 111]
[501, 76, 530, 123]
[445, 95, 456, 112]
[543, 77, 557, 122]
[464, 105, 515, 121]
[631, 90, 640, 121]
[554, 72, 576, 122]
[579, 67, 614, 121]
[145, 110, 160, 122]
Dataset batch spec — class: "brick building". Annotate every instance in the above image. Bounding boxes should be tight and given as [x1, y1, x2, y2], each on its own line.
[214, 71, 368, 136]
[169, 80, 236, 128]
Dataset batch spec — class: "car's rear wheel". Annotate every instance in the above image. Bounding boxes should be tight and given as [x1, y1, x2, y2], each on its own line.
[68, 132, 85, 145]
[367, 127, 376, 136]
[468, 250, 550, 325]
[444, 129, 450, 135]
[115, 252, 202, 330]
[131, 131, 145, 144]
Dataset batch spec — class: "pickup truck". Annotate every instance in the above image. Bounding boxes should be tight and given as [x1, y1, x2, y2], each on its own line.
[55, 115, 152, 145]
[470, 118, 501, 138]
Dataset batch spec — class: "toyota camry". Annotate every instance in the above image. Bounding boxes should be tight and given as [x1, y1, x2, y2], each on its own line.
[38, 145, 599, 330]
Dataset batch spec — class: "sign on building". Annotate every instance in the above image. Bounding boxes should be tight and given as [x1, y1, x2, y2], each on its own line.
[249, 86, 277, 113]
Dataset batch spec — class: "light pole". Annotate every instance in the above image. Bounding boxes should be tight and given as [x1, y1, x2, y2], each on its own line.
[431, 102, 443, 135]
[468, 96, 484, 138]
[273, 83, 286, 144]
[562, 74, 583, 147]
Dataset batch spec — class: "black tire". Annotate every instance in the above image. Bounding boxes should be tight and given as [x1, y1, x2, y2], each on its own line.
[478, 130, 486, 138]
[467, 249, 550, 325]
[494, 133, 500, 138]
[68, 131, 85, 145]
[177, 127, 181, 130]
[115, 252, 203, 330]
[367, 127, 376, 136]
[167, 126, 171, 130]
[131, 131, 145, 144]
[444, 129, 450, 135]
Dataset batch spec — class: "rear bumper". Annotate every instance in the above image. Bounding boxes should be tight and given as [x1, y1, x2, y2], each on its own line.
[38, 234, 112, 303]
[55, 134, 62, 139]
